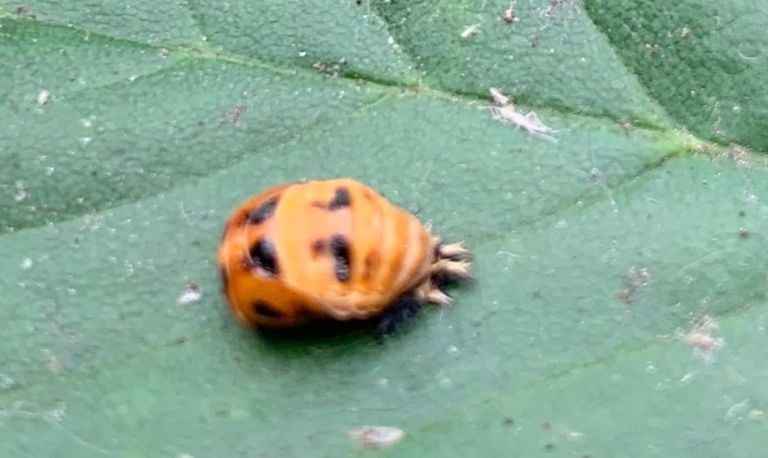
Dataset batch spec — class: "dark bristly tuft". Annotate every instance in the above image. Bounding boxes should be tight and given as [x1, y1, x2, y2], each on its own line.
[432, 270, 473, 289]
[376, 294, 423, 338]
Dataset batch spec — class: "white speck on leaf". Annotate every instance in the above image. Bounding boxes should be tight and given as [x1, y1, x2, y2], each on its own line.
[36, 89, 50, 105]
[0, 374, 15, 390]
[79, 137, 92, 147]
[20, 258, 33, 269]
[559, 425, 584, 441]
[436, 370, 453, 389]
[724, 399, 751, 422]
[178, 284, 202, 305]
[617, 266, 651, 304]
[461, 24, 480, 38]
[749, 409, 764, 422]
[502, 3, 517, 23]
[678, 315, 724, 363]
[348, 426, 405, 448]
[14, 182, 28, 202]
[47, 354, 61, 373]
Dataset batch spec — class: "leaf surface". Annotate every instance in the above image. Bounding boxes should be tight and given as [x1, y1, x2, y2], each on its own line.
[1, 1, 767, 456]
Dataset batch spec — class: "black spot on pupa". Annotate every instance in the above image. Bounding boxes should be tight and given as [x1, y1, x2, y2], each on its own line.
[330, 234, 351, 282]
[253, 301, 283, 318]
[311, 239, 326, 256]
[328, 187, 351, 210]
[247, 196, 280, 225]
[249, 239, 279, 275]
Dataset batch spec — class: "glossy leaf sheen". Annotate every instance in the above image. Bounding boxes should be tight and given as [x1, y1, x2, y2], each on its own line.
[1, 1, 767, 457]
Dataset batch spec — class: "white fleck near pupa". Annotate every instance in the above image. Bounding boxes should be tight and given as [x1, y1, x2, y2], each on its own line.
[348, 425, 405, 447]
[177, 283, 202, 305]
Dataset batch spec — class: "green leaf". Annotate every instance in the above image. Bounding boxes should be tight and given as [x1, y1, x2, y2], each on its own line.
[1, 1, 767, 457]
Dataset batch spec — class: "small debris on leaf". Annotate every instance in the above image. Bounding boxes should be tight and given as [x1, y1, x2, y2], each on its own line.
[227, 105, 246, 123]
[348, 425, 405, 447]
[461, 24, 480, 38]
[488, 88, 557, 141]
[36, 89, 50, 106]
[738, 227, 750, 239]
[617, 266, 650, 304]
[680, 315, 724, 363]
[724, 399, 750, 422]
[0, 373, 15, 390]
[313, 60, 344, 77]
[619, 118, 632, 135]
[177, 283, 202, 305]
[502, 4, 517, 23]
[46, 355, 61, 373]
[15, 5, 36, 19]
[727, 144, 751, 167]
[14, 181, 28, 202]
